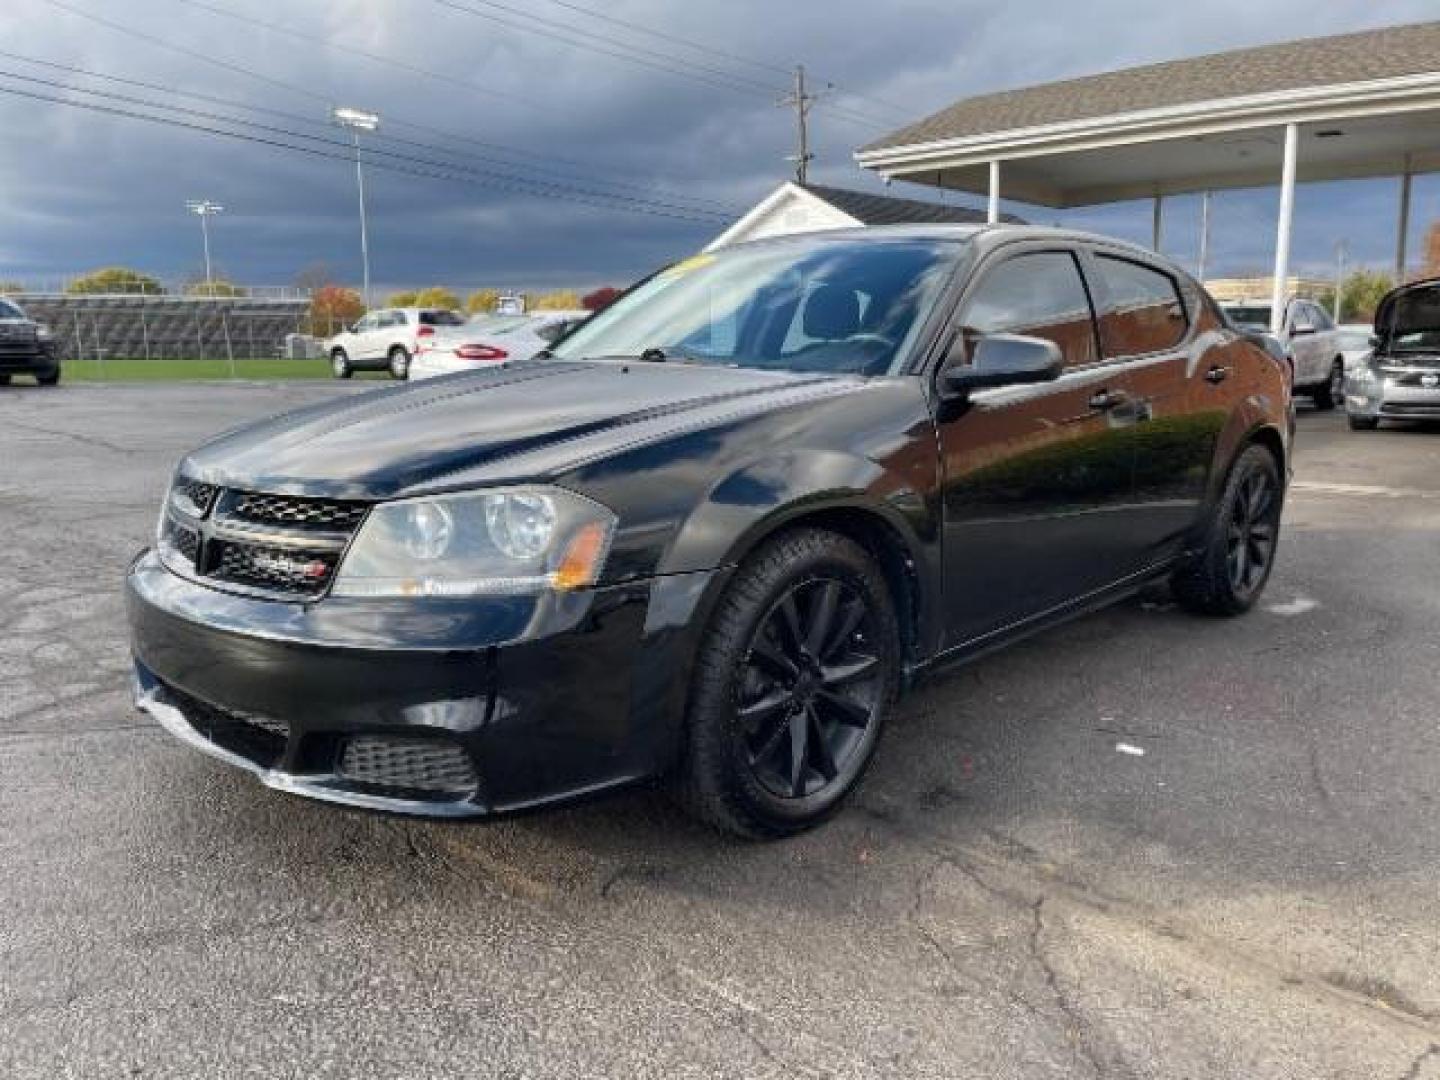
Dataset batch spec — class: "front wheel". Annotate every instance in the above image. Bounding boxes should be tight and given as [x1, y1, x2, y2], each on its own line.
[1311, 361, 1342, 410]
[36, 367, 60, 386]
[677, 528, 900, 839]
[1172, 445, 1283, 616]
[388, 347, 410, 380]
[330, 350, 353, 379]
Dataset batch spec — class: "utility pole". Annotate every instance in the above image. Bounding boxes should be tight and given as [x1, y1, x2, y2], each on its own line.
[1334, 240, 1347, 322]
[779, 65, 824, 184]
[186, 199, 224, 285]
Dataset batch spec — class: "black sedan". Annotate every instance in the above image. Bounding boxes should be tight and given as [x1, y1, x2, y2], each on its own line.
[127, 226, 1292, 837]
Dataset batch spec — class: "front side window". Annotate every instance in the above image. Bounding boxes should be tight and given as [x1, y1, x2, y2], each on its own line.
[1094, 255, 1187, 356]
[959, 251, 1098, 368]
[549, 237, 964, 377]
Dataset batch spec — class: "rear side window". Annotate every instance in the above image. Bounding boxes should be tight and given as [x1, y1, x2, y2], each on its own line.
[419, 310, 464, 327]
[961, 251, 1099, 368]
[1095, 255, 1187, 356]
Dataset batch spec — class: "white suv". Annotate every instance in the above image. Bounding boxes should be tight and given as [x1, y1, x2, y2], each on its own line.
[326, 308, 466, 380]
[1221, 298, 1346, 408]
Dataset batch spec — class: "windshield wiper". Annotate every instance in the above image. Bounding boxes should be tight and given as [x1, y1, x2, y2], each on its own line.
[637, 345, 703, 364]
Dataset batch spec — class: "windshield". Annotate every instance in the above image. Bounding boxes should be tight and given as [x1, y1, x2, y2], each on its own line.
[1224, 305, 1271, 332]
[1336, 329, 1371, 352]
[549, 236, 964, 376]
[1382, 290, 1440, 352]
[466, 315, 530, 334]
[0, 299, 23, 320]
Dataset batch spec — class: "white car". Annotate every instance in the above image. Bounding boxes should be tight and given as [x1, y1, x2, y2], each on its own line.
[1336, 322, 1374, 379]
[325, 307, 467, 380]
[1221, 298, 1346, 408]
[410, 310, 590, 380]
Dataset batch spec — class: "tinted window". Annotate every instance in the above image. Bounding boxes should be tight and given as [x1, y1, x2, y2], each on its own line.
[1225, 305, 1271, 331]
[1308, 303, 1334, 331]
[1095, 255, 1187, 356]
[961, 251, 1098, 368]
[551, 237, 962, 377]
[419, 310, 464, 326]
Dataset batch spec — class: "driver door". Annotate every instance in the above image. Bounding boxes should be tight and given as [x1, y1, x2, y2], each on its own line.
[937, 247, 1144, 648]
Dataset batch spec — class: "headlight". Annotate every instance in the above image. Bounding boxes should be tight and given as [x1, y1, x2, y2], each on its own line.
[35, 323, 53, 343]
[331, 486, 616, 598]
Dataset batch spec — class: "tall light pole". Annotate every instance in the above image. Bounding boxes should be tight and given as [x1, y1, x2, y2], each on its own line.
[1334, 240, 1347, 322]
[332, 106, 380, 308]
[186, 199, 224, 285]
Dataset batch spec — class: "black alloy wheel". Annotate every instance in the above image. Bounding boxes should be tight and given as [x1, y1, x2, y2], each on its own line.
[1172, 444, 1283, 615]
[1225, 466, 1279, 596]
[679, 528, 899, 838]
[738, 577, 883, 800]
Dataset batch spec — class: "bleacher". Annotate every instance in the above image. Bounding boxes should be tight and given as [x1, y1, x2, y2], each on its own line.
[14, 293, 312, 361]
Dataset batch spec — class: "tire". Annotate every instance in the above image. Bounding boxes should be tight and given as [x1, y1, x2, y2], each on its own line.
[0, 375, 10, 386]
[388, 347, 410, 380]
[36, 367, 60, 386]
[1311, 361, 1342, 410]
[677, 528, 901, 839]
[330, 349, 353, 379]
[1172, 444, 1283, 616]
[1348, 415, 1379, 431]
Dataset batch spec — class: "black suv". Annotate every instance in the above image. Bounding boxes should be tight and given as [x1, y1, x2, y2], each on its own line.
[0, 297, 61, 386]
[128, 227, 1291, 837]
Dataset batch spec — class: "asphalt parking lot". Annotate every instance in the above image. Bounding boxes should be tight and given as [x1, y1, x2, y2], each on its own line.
[3, 382, 1439, 1079]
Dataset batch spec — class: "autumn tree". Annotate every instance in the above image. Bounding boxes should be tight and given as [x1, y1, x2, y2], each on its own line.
[67, 267, 164, 295]
[305, 284, 365, 337]
[466, 288, 501, 315]
[387, 290, 419, 307]
[582, 286, 622, 311]
[531, 290, 582, 311]
[1420, 221, 1440, 281]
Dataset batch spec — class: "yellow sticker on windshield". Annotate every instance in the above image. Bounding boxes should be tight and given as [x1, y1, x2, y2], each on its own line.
[662, 253, 715, 279]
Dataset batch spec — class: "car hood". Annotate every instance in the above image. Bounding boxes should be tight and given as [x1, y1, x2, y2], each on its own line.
[181, 361, 854, 499]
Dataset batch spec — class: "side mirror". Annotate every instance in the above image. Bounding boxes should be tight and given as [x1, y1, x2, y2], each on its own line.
[940, 333, 1064, 397]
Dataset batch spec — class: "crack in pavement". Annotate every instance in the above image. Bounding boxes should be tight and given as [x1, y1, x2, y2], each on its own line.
[1028, 896, 1115, 1080]
[1399, 1043, 1440, 1080]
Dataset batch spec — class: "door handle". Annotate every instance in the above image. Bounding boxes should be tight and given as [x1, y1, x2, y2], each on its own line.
[1205, 365, 1231, 384]
[1087, 388, 1128, 410]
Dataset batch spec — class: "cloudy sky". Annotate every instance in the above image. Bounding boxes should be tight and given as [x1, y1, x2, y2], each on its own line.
[1, 0, 1437, 294]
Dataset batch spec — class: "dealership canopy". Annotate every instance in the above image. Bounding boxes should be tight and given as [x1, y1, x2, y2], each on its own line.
[856, 21, 1440, 330]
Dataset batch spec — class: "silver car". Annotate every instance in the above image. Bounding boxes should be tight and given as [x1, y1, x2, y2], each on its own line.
[1221, 298, 1345, 409]
[1345, 278, 1440, 430]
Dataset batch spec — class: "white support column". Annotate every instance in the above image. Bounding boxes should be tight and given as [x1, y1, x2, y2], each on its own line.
[987, 160, 1001, 225]
[1151, 194, 1163, 252]
[1270, 123, 1299, 335]
[1197, 191, 1211, 282]
[1396, 156, 1413, 282]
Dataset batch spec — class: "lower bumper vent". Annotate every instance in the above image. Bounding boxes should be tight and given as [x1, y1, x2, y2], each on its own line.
[338, 736, 478, 795]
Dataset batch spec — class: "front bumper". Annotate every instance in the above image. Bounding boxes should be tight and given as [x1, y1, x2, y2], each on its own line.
[0, 343, 58, 376]
[127, 549, 722, 817]
[1346, 372, 1440, 420]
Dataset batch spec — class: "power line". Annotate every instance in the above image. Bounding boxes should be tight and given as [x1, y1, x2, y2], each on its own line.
[34, 0, 740, 213]
[0, 48, 741, 214]
[0, 76, 730, 224]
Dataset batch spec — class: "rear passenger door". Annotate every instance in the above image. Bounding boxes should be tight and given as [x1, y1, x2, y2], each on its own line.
[1086, 248, 1215, 563]
[937, 246, 1145, 647]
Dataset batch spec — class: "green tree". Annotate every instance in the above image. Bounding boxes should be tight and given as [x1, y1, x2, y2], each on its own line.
[1331, 269, 1394, 322]
[465, 288, 501, 315]
[387, 290, 419, 307]
[66, 267, 164, 295]
[186, 279, 245, 298]
[411, 286, 461, 310]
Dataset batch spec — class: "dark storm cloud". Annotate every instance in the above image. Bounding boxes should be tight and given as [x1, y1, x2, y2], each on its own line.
[0, 0, 1435, 291]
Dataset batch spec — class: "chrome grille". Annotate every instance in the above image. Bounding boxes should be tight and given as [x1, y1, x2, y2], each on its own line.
[338, 737, 478, 794]
[162, 479, 368, 600]
[211, 540, 338, 596]
[230, 492, 368, 530]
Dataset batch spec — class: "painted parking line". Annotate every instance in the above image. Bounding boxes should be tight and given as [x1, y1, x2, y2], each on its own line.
[1290, 480, 1440, 501]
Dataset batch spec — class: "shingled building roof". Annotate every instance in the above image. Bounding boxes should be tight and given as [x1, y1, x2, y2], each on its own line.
[863, 21, 1440, 153]
[801, 183, 1023, 225]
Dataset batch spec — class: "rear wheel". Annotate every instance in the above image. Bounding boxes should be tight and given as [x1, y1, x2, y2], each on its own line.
[678, 528, 900, 839]
[1311, 361, 1342, 410]
[1172, 444, 1283, 616]
[330, 349, 353, 379]
[1348, 415, 1379, 431]
[388, 347, 410, 380]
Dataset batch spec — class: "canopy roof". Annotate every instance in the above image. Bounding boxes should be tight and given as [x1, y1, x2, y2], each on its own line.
[857, 21, 1440, 207]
